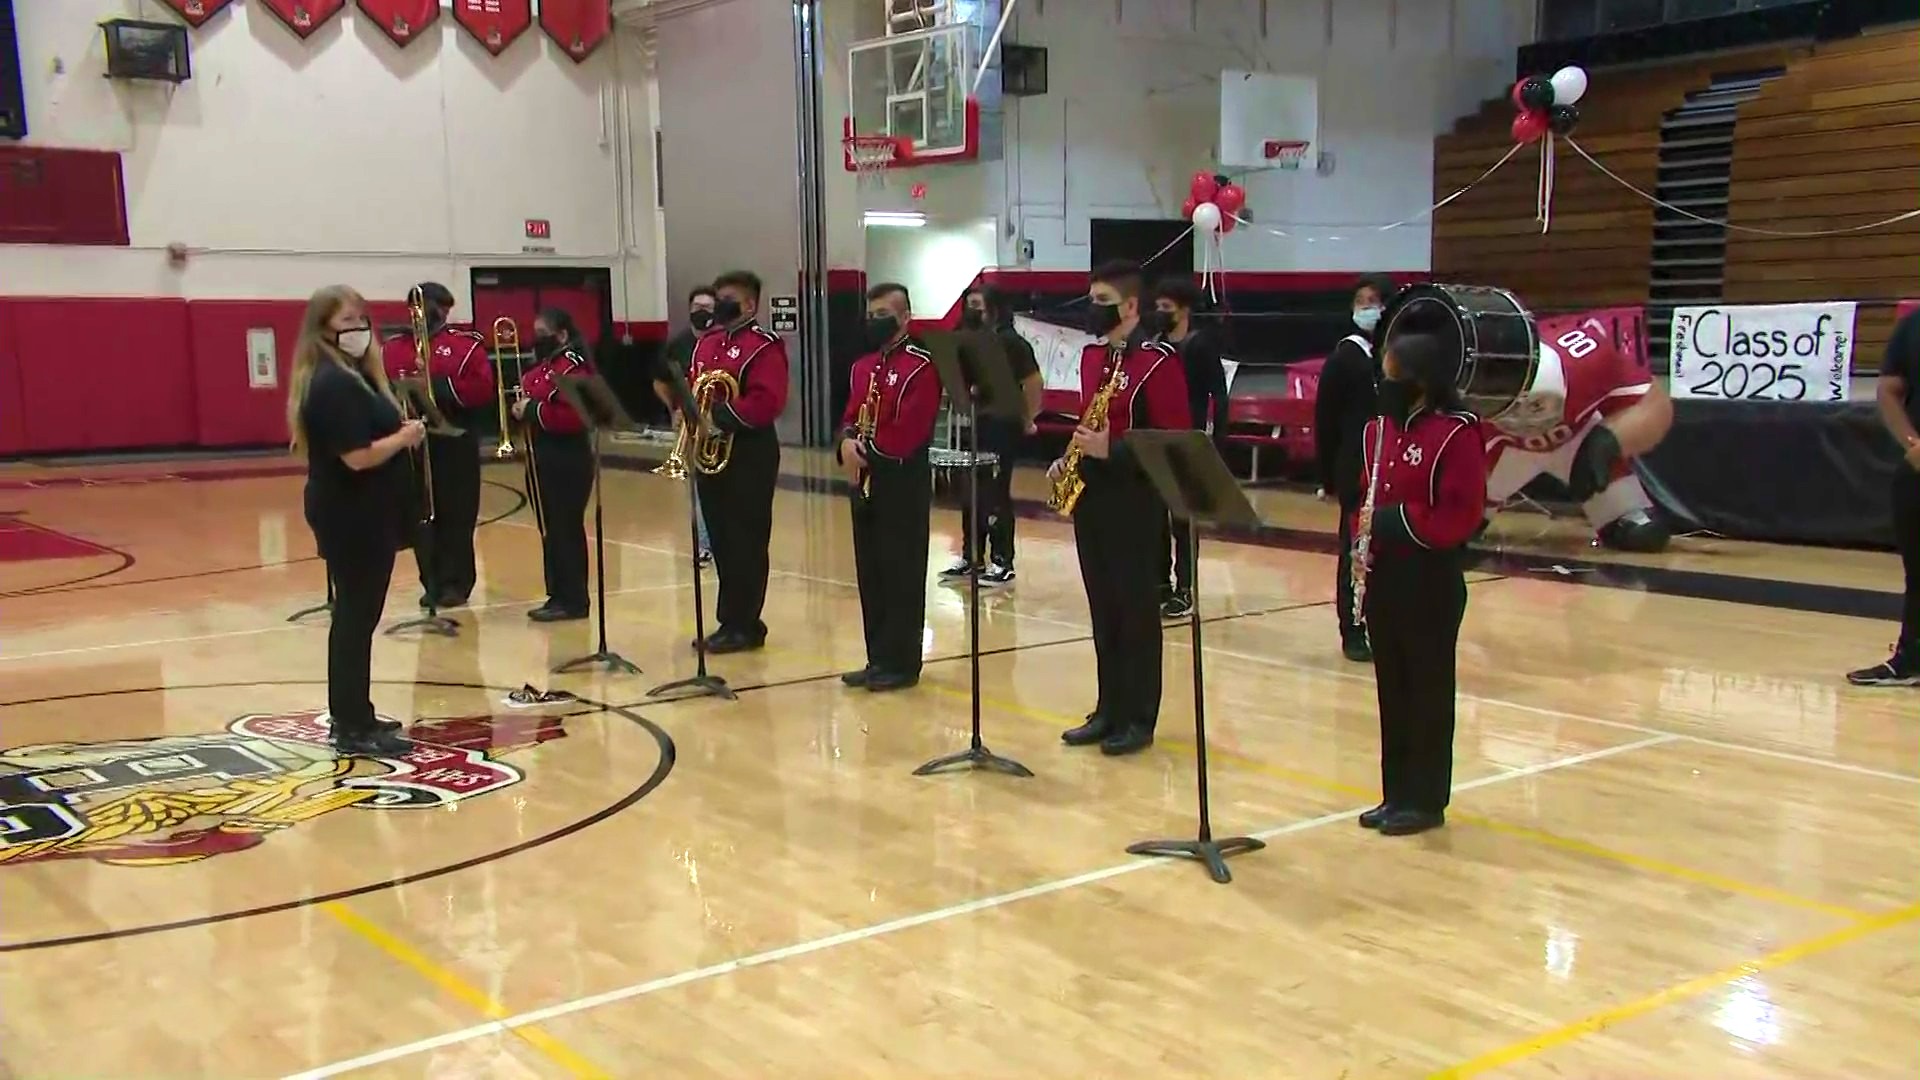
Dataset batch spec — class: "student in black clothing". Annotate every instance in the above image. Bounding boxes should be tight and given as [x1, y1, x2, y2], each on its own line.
[1151, 278, 1228, 619]
[658, 286, 717, 564]
[289, 285, 425, 758]
[945, 285, 1043, 586]
[1848, 306, 1920, 687]
[1314, 273, 1397, 662]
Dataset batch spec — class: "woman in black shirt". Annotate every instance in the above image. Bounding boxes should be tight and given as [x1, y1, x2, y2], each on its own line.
[287, 285, 426, 756]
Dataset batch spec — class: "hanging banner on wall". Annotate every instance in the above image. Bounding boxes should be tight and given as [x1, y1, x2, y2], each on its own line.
[1669, 302, 1856, 404]
[453, 0, 532, 55]
[157, 0, 234, 27]
[257, 0, 347, 39]
[539, 0, 612, 62]
[357, 0, 439, 47]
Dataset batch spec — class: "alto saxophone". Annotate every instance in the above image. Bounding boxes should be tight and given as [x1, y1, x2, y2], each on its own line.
[1046, 348, 1125, 516]
[853, 363, 883, 499]
[1350, 418, 1388, 627]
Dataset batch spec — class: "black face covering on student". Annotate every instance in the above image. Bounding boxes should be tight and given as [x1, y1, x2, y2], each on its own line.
[689, 309, 715, 332]
[864, 316, 900, 351]
[712, 298, 744, 325]
[1087, 302, 1122, 337]
[533, 333, 562, 360]
[961, 309, 986, 330]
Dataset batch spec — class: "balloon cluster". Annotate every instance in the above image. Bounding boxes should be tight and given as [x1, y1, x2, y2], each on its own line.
[1182, 173, 1246, 235]
[1510, 66, 1588, 144]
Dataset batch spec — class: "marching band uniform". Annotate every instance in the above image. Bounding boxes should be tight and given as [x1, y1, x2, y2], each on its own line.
[838, 335, 941, 691]
[1060, 334, 1191, 756]
[519, 343, 594, 620]
[1354, 399, 1487, 836]
[382, 324, 494, 606]
[691, 320, 790, 651]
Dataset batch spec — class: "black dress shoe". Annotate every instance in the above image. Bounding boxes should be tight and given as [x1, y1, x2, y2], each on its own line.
[866, 670, 920, 693]
[1061, 712, 1111, 746]
[1342, 635, 1373, 663]
[1377, 808, 1446, 836]
[374, 717, 403, 733]
[841, 666, 873, 688]
[1099, 725, 1155, 756]
[706, 629, 766, 655]
[330, 727, 410, 758]
[1358, 801, 1393, 829]
[528, 604, 588, 623]
[437, 592, 470, 609]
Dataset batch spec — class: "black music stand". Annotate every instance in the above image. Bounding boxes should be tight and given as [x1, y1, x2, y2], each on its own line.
[288, 574, 333, 623]
[647, 361, 733, 702]
[551, 373, 642, 676]
[386, 377, 461, 638]
[913, 329, 1032, 779]
[1120, 429, 1265, 884]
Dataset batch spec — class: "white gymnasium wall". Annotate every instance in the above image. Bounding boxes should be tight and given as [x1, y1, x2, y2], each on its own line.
[864, 217, 999, 319]
[2, 0, 664, 321]
[824, 0, 1534, 280]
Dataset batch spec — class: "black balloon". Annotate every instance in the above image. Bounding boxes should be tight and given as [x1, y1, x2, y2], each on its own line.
[1549, 103, 1581, 136]
[1519, 76, 1555, 112]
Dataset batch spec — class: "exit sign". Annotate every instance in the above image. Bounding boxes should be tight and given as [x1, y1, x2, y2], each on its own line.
[524, 219, 552, 240]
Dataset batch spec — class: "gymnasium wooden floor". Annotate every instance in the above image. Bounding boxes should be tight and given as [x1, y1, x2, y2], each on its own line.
[2, 445, 1915, 1079]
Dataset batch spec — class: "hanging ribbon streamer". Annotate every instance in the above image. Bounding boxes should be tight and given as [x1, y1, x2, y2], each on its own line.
[1537, 133, 1556, 235]
[1223, 140, 1522, 243]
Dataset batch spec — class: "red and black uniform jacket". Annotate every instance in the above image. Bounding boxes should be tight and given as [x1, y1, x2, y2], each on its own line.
[380, 326, 495, 418]
[690, 321, 789, 434]
[520, 346, 593, 437]
[1078, 335, 1192, 486]
[836, 336, 941, 466]
[1353, 408, 1488, 560]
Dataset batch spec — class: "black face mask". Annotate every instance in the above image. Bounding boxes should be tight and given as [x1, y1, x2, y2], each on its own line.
[1086, 302, 1123, 338]
[711, 298, 744, 326]
[961, 308, 986, 330]
[1156, 309, 1184, 336]
[689, 309, 715, 332]
[864, 315, 900, 351]
[1377, 379, 1418, 425]
[533, 333, 562, 359]
[427, 306, 450, 334]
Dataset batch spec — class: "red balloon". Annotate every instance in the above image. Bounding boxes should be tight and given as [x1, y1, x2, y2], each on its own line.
[1221, 212, 1239, 234]
[1512, 110, 1549, 145]
[1215, 183, 1247, 217]
[1190, 171, 1219, 205]
[1510, 78, 1530, 111]
[1181, 196, 1199, 221]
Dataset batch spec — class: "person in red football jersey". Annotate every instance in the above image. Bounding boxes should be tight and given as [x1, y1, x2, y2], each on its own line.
[1352, 331, 1488, 836]
[837, 282, 942, 692]
[511, 307, 594, 622]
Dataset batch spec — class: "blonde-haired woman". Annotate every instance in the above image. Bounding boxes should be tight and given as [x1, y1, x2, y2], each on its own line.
[288, 285, 425, 757]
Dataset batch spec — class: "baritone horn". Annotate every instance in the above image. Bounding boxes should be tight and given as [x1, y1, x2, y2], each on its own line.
[690, 368, 740, 476]
[491, 317, 520, 460]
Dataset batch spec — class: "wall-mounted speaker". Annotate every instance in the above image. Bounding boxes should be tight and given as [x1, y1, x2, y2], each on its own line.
[1, 0, 26, 138]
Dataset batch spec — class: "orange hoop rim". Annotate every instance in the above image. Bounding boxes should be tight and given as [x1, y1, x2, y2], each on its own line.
[1267, 139, 1310, 169]
[844, 133, 911, 172]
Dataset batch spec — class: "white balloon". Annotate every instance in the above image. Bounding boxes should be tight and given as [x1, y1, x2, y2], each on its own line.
[1550, 65, 1588, 106]
[1192, 201, 1223, 233]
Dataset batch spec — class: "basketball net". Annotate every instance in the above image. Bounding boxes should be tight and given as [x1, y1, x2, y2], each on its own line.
[846, 134, 903, 193]
[1267, 140, 1309, 172]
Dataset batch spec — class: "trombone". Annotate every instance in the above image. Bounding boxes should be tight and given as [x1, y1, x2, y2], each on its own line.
[491, 316, 545, 537]
[404, 286, 436, 525]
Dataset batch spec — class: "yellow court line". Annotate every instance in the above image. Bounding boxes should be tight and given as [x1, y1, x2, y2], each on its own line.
[320, 902, 611, 1079]
[1426, 901, 1920, 1078]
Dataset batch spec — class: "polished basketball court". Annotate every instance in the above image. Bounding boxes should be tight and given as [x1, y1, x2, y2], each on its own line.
[1, 448, 1915, 1079]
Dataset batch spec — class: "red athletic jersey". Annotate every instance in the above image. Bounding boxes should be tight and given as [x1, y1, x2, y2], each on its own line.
[1077, 338, 1190, 439]
[520, 346, 592, 436]
[691, 321, 789, 430]
[1485, 311, 1653, 457]
[380, 326, 496, 411]
[839, 338, 941, 461]
[1356, 408, 1488, 554]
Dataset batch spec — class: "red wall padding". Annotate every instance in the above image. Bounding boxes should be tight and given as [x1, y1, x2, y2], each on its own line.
[187, 301, 304, 447]
[0, 303, 24, 455]
[5, 298, 198, 453]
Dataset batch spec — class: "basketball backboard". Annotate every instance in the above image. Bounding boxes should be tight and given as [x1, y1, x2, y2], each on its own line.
[1220, 71, 1319, 171]
[844, 2, 994, 171]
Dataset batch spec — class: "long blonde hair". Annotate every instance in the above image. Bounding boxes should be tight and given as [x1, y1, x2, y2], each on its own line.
[286, 285, 399, 452]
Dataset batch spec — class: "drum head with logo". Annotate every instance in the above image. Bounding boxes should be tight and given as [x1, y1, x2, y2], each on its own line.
[1380, 284, 1538, 421]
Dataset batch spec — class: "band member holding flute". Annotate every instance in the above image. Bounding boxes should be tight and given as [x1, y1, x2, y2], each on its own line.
[290, 285, 423, 757]
[1351, 331, 1487, 836]
[690, 270, 790, 653]
[380, 282, 493, 608]
[512, 308, 594, 622]
[1050, 261, 1191, 757]
[838, 283, 941, 692]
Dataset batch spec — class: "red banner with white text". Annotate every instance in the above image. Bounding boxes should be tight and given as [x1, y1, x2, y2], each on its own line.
[452, 0, 533, 55]
[256, 0, 346, 38]
[539, 0, 612, 62]
[357, 0, 439, 47]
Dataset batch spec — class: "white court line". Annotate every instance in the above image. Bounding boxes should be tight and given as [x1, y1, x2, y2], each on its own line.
[281, 733, 1674, 1080]
[0, 583, 688, 665]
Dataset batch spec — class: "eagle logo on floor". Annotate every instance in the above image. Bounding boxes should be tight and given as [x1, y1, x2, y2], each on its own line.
[0, 710, 565, 868]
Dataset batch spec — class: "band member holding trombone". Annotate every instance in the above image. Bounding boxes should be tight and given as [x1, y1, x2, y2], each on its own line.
[688, 270, 789, 653]
[512, 308, 595, 622]
[837, 283, 940, 692]
[380, 282, 493, 608]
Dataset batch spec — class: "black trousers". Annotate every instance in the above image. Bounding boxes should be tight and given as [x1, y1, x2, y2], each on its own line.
[1366, 552, 1468, 813]
[414, 430, 481, 601]
[959, 418, 1019, 566]
[1159, 511, 1194, 595]
[1895, 469, 1919, 657]
[1335, 492, 1362, 639]
[325, 545, 396, 736]
[533, 432, 593, 612]
[695, 429, 780, 636]
[1073, 469, 1165, 733]
[852, 453, 932, 675]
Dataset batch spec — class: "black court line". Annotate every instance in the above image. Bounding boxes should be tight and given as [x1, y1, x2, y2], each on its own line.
[0, 679, 674, 953]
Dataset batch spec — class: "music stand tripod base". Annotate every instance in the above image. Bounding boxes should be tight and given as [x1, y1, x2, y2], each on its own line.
[1125, 834, 1266, 885]
[287, 602, 332, 624]
[555, 651, 643, 676]
[386, 612, 459, 637]
[913, 742, 1035, 778]
[647, 672, 735, 701]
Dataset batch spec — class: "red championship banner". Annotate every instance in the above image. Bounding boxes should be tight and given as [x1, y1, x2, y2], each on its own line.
[157, 0, 234, 27]
[256, 0, 347, 39]
[453, 0, 532, 55]
[358, 0, 440, 47]
[539, 0, 612, 62]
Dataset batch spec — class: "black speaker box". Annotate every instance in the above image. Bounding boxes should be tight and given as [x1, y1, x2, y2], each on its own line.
[0, 0, 24, 139]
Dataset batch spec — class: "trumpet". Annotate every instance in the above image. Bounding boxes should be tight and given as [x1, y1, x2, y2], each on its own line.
[853, 364, 882, 499]
[1046, 348, 1125, 516]
[405, 286, 436, 525]
[491, 317, 520, 460]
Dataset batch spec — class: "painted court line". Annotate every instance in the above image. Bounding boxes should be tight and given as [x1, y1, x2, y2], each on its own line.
[283, 735, 1670, 1079]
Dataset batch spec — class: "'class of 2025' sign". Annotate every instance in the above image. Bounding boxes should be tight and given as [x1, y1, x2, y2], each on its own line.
[1668, 302, 1856, 404]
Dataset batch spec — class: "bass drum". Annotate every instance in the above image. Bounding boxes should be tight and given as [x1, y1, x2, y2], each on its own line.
[1379, 283, 1538, 421]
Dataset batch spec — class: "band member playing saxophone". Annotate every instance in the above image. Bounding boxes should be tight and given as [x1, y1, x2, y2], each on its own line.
[380, 282, 493, 608]
[689, 270, 789, 653]
[1351, 332, 1486, 837]
[512, 308, 595, 622]
[838, 283, 941, 692]
[1049, 261, 1191, 757]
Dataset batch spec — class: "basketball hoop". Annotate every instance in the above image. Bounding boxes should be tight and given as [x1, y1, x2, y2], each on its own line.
[846, 133, 908, 191]
[1264, 140, 1310, 171]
